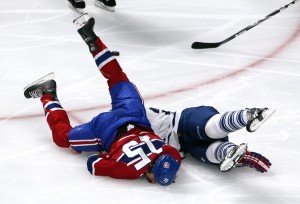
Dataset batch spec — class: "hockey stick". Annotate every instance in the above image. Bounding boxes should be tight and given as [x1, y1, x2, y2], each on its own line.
[191, 0, 299, 49]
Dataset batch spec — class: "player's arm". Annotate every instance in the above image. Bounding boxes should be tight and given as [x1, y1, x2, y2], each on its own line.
[145, 106, 174, 134]
[87, 154, 140, 179]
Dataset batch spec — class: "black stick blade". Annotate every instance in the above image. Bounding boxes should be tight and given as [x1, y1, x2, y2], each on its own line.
[111, 51, 120, 56]
[191, 42, 222, 49]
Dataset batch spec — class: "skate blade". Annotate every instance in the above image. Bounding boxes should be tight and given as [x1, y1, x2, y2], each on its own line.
[249, 109, 276, 132]
[94, 2, 115, 12]
[220, 144, 248, 172]
[73, 13, 91, 29]
[69, 3, 84, 14]
[23, 72, 55, 92]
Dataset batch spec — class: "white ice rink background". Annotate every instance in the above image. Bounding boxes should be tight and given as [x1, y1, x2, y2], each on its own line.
[1, 0, 300, 203]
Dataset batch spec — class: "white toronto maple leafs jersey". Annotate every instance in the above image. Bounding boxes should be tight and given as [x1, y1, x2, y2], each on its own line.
[145, 106, 182, 152]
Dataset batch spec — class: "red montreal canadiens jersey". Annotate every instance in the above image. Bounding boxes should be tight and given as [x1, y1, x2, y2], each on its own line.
[87, 128, 182, 179]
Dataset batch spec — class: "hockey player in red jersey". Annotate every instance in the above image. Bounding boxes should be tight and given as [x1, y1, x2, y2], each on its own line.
[23, 14, 181, 185]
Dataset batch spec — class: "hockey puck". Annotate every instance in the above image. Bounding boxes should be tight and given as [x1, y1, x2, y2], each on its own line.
[111, 51, 120, 56]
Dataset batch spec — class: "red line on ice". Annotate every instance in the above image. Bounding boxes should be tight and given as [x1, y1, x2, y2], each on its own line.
[2, 21, 300, 122]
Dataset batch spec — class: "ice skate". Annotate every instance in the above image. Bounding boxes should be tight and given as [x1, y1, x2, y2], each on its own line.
[94, 0, 116, 12]
[24, 72, 57, 99]
[246, 108, 276, 132]
[220, 143, 248, 172]
[73, 13, 99, 52]
[68, 0, 86, 13]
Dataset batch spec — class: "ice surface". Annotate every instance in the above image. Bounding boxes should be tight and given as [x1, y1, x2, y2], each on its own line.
[1, 0, 300, 203]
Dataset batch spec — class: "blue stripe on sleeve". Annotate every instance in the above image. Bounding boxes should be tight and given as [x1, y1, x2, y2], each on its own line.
[87, 154, 101, 174]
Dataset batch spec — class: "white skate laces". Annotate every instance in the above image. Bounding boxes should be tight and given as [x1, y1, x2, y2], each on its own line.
[28, 88, 43, 98]
[23, 72, 55, 99]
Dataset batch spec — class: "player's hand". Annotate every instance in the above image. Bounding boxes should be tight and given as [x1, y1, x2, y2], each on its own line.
[239, 151, 271, 173]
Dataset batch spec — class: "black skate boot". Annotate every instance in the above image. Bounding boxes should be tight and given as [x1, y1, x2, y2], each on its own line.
[246, 108, 276, 132]
[73, 13, 99, 53]
[24, 73, 57, 100]
[68, 0, 86, 13]
[220, 143, 248, 172]
[94, 0, 116, 12]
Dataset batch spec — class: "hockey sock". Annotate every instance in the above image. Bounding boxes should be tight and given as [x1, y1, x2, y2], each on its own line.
[219, 110, 248, 132]
[205, 110, 248, 139]
[92, 37, 129, 88]
[41, 95, 63, 119]
[215, 142, 237, 163]
[41, 94, 72, 148]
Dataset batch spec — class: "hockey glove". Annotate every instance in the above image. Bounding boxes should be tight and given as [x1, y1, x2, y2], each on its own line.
[238, 151, 271, 173]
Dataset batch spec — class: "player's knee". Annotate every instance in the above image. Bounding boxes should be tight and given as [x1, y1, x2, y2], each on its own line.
[52, 135, 70, 148]
[100, 63, 129, 85]
[205, 114, 228, 139]
[51, 125, 71, 148]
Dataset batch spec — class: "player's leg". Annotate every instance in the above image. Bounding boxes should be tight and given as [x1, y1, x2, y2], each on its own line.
[178, 106, 220, 142]
[178, 106, 224, 163]
[205, 108, 276, 139]
[73, 13, 145, 106]
[187, 139, 228, 165]
[205, 141, 235, 164]
[42, 95, 72, 148]
[73, 13, 129, 89]
[24, 73, 72, 148]
[188, 140, 241, 166]
[73, 14, 151, 130]
[205, 141, 271, 173]
[74, 14, 148, 111]
[178, 106, 272, 172]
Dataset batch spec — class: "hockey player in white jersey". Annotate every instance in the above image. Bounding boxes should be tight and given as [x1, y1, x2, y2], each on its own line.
[146, 106, 275, 173]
